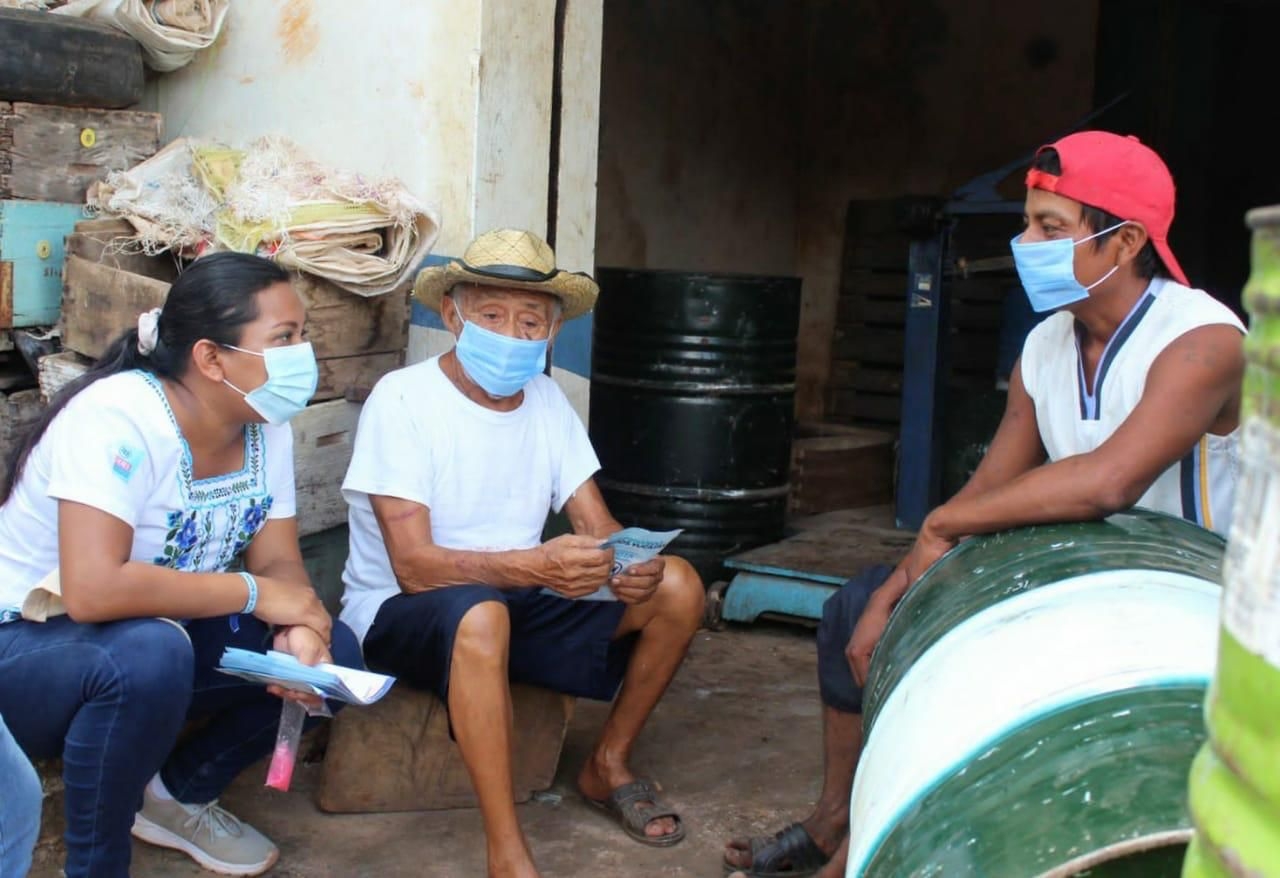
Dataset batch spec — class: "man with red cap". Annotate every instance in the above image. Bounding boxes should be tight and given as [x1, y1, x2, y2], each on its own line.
[723, 131, 1246, 878]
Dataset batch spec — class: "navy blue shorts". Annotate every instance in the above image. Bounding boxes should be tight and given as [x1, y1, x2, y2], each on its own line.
[815, 564, 893, 714]
[362, 586, 635, 703]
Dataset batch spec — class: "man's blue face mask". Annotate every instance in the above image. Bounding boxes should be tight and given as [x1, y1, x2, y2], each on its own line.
[453, 302, 550, 398]
[1010, 221, 1128, 313]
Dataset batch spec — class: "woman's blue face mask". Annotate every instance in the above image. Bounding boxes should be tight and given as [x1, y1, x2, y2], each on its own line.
[1010, 221, 1128, 312]
[452, 303, 550, 398]
[222, 342, 318, 425]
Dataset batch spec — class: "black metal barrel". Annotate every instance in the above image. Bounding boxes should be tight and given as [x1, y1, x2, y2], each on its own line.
[588, 268, 801, 583]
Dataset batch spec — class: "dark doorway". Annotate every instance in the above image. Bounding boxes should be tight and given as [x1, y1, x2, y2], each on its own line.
[1094, 0, 1280, 313]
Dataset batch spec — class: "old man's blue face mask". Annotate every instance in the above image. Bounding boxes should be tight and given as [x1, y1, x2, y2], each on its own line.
[453, 303, 549, 397]
[1010, 221, 1128, 312]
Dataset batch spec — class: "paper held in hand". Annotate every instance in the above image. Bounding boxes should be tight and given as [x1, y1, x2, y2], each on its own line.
[544, 527, 684, 602]
[216, 648, 395, 705]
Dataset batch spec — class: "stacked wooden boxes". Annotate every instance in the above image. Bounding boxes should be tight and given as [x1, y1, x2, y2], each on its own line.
[0, 17, 160, 470]
[1, 103, 161, 339]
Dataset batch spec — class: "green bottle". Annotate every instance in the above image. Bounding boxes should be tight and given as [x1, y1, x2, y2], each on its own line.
[1183, 205, 1280, 877]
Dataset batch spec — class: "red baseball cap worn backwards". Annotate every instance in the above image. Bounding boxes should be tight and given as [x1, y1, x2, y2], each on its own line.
[1025, 130, 1189, 286]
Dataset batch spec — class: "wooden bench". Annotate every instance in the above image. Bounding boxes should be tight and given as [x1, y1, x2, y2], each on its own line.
[319, 683, 574, 812]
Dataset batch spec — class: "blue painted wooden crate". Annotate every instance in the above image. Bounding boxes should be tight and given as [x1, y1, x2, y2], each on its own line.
[0, 200, 86, 328]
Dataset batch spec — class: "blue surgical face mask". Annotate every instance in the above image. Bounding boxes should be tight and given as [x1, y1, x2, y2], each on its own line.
[1010, 221, 1127, 312]
[223, 341, 319, 425]
[453, 303, 549, 398]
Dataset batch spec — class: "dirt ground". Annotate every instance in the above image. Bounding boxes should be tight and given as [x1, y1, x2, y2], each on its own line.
[30, 622, 827, 878]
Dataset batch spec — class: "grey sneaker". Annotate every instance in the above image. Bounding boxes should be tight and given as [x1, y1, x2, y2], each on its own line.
[131, 784, 279, 876]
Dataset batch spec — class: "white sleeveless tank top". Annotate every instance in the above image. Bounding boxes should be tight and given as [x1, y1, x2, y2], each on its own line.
[1020, 278, 1245, 536]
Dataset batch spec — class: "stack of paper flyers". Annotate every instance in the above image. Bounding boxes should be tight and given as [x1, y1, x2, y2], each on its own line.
[217, 648, 395, 705]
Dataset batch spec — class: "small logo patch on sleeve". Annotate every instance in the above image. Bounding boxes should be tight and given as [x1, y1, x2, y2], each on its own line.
[112, 444, 145, 483]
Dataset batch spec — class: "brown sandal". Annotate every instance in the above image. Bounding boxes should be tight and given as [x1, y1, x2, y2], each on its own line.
[585, 779, 686, 847]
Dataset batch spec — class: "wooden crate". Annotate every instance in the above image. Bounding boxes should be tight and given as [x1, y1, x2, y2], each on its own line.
[36, 349, 91, 401]
[0, 199, 85, 328]
[1, 102, 161, 203]
[319, 683, 575, 813]
[60, 221, 410, 401]
[826, 202, 1014, 428]
[293, 399, 360, 538]
[789, 421, 895, 517]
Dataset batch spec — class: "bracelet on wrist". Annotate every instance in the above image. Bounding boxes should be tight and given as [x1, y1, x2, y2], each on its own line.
[239, 573, 258, 616]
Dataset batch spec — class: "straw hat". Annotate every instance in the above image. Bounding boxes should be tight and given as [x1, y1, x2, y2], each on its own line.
[413, 228, 599, 320]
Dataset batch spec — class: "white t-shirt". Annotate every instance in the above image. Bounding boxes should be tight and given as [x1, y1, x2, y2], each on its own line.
[0, 370, 296, 614]
[1020, 278, 1245, 535]
[339, 356, 600, 643]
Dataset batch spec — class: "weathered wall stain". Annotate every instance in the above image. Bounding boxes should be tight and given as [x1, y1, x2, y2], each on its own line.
[278, 0, 318, 64]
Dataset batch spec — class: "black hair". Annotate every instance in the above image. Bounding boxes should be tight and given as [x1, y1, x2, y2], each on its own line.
[1, 252, 289, 502]
[1031, 148, 1167, 281]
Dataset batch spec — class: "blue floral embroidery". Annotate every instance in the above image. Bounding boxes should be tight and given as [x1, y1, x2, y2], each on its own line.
[156, 510, 201, 569]
[231, 496, 274, 558]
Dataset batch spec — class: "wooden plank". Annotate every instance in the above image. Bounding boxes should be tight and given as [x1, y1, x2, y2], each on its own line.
[836, 296, 1005, 331]
[291, 399, 360, 537]
[831, 327, 904, 365]
[948, 276, 1013, 304]
[827, 363, 902, 394]
[64, 219, 178, 282]
[725, 512, 915, 583]
[839, 270, 911, 302]
[826, 389, 902, 425]
[36, 349, 91, 402]
[831, 328, 998, 371]
[0, 8, 144, 109]
[314, 351, 402, 403]
[836, 297, 906, 326]
[0, 103, 161, 203]
[0, 260, 10, 328]
[292, 272, 410, 360]
[793, 421, 888, 442]
[60, 253, 168, 358]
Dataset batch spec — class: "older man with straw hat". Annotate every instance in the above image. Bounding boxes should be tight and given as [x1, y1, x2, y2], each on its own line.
[339, 229, 705, 877]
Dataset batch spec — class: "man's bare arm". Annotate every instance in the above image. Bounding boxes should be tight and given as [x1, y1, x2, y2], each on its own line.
[927, 323, 1244, 541]
[562, 478, 623, 540]
[370, 495, 610, 595]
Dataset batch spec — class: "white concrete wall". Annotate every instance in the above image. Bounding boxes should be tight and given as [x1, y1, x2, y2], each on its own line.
[150, 0, 603, 417]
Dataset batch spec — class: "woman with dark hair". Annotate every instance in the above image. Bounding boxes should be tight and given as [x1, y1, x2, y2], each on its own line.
[0, 252, 363, 878]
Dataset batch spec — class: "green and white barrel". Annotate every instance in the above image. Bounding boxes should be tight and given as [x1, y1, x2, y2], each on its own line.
[1183, 205, 1280, 877]
[847, 510, 1226, 877]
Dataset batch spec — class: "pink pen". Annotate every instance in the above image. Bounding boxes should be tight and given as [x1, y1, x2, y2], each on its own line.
[265, 699, 307, 791]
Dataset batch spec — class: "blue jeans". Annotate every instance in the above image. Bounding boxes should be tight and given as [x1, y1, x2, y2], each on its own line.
[0, 614, 362, 878]
[0, 713, 40, 878]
